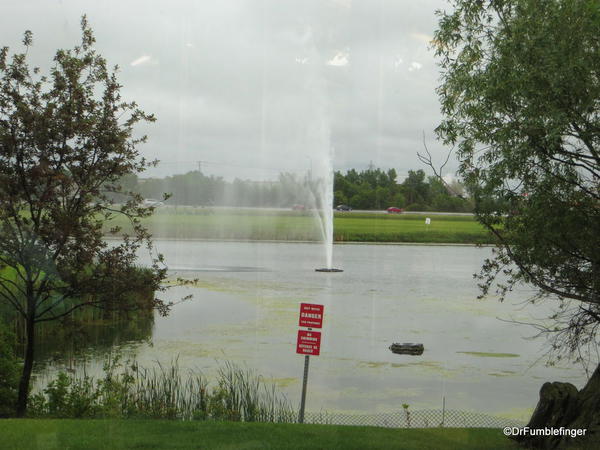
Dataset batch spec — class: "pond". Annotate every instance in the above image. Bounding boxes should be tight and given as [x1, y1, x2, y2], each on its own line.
[34, 240, 586, 421]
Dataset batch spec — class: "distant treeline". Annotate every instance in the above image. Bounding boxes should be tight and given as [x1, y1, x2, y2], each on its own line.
[334, 168, 473, 212]
[115, 167, 473, 212]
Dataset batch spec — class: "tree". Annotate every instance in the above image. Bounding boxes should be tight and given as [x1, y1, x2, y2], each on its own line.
[401, 170, 430, 207]
[435, 0, 599, 445]
[0, 18, 170, 416]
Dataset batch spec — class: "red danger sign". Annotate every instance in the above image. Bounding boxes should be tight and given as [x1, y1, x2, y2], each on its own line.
[298, 303, 324, 328]
[296, 330, 321, 356]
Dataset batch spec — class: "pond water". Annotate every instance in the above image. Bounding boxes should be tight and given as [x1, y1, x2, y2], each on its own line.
[35, 240, 587, 420]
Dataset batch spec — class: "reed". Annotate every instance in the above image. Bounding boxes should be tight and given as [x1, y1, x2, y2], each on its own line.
[29, 357, 294, 423]
[212, 361, 296, 423]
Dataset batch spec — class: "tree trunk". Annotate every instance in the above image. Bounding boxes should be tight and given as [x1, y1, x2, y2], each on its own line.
[15, 315, 35, 417]
[514, 363, 600, 448]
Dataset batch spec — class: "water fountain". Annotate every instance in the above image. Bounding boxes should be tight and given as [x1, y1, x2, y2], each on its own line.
[301, 70, 343, 273]
[307, 135, 342, 273]
[313, 168, 342, 272]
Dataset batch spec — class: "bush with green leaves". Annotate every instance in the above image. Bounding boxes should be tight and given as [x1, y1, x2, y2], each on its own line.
[0, 324, 20, 417]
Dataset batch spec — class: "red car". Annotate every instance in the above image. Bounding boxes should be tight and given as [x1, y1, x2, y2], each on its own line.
[386, 207, 403, 214]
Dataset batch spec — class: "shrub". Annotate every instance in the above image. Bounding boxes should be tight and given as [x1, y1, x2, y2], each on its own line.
[404, 203, 431, 212]
[0, 324, 20, 417]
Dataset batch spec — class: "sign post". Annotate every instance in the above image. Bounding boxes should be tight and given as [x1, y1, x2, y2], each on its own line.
[299, 355, 309, 423]
[296, 303, 324, 423]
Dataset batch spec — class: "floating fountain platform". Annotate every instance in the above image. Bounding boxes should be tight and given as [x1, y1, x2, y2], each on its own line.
[389, 343, 424, 355]
[315, 268, 343, 272]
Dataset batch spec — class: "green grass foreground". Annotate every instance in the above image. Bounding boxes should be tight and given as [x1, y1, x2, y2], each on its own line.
[0, 420, 517, 450]
[104, 208, 493, 244]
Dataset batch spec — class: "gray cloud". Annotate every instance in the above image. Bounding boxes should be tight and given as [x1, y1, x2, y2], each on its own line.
[1, 0, 453, 180]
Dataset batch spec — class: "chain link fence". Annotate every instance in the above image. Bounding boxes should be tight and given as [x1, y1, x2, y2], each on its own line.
[303, 410, 526, 429]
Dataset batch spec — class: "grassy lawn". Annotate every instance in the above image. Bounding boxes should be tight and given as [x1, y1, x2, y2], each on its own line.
[136, 210, 321, 241]
[0, 420, 518, 450]
[334, 213, 490, 244]
[104, 208, 493, 244]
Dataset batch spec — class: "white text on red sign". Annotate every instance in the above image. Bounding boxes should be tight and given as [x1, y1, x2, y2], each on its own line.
[298, 303, 324, 329]
[296, 330, 322, 356]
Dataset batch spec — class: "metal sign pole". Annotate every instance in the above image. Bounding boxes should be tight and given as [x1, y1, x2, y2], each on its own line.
[298, 354, 310, 423]
[296, 304, 324, 424]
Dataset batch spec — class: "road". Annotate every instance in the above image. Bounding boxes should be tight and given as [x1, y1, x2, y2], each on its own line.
[345, 210, 474, 216]
[159, 204, 474, 216]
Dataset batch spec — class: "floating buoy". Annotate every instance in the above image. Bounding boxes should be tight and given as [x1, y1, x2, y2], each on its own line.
[389, 343, 424, 355]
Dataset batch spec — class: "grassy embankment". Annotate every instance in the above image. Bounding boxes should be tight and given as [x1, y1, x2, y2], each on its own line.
[104, 207, 493, 244]
[0, 420, 518, 449]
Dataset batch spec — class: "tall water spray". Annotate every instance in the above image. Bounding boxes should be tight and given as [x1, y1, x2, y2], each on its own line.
[302, 59, 339, 272]
[253, 24, 340, 272]
[309, 142, 335, 270]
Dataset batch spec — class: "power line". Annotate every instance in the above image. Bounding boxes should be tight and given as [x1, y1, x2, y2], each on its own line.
[156, 159, 291, 173]
[153, 159, 410, 177]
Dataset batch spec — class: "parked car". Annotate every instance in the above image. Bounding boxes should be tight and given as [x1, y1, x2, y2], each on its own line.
[386, 207, 403, 214]
[292, 204, 306, 211]
[336, 204, 352, 211]
[142, 199, 164, 207]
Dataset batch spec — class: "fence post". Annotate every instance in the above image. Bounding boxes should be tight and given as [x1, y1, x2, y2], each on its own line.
[442, 396, 446, 427]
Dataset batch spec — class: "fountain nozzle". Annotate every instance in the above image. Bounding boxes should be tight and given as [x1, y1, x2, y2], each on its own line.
[315, 268, 343, 272]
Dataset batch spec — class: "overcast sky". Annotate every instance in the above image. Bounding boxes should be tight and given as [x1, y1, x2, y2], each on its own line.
[2, 0, 453, 181]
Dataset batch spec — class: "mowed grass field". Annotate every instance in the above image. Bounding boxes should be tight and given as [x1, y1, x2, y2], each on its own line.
[103, 207, 493, 244]
[334, 212, 490, 244]
[0, 420, 519, 450]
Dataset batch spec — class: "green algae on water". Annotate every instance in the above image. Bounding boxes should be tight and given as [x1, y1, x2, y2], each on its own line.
[458, 351, 519, 358]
